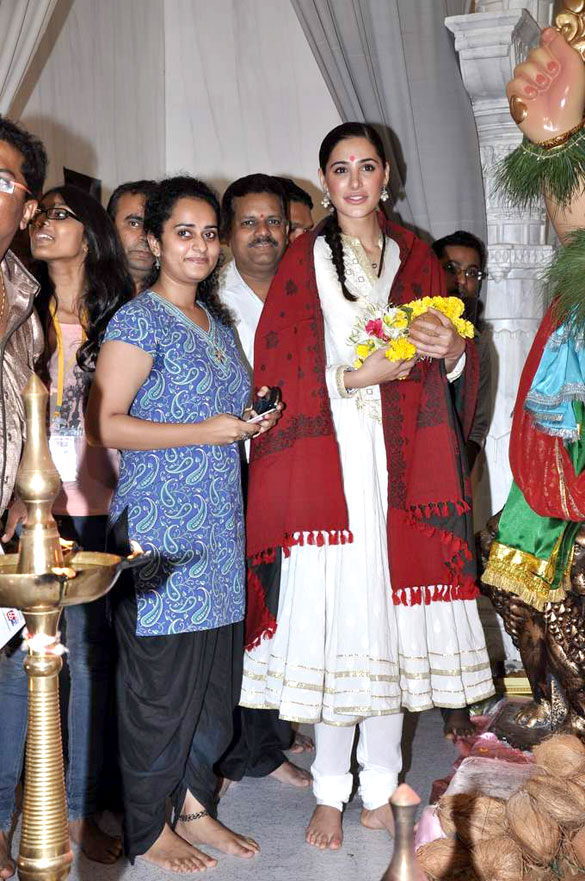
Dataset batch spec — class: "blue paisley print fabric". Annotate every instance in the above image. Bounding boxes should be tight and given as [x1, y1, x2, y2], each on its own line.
[104, 291, 251, 636]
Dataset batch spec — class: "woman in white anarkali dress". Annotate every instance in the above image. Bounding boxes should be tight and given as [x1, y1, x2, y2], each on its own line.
[241, 123, 493, 849]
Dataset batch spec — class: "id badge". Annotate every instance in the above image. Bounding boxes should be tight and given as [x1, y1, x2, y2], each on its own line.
[0, 607, 25, 649]
[48, 435, 78, 483]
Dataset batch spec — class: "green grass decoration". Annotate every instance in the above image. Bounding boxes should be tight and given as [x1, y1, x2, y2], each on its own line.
[495, 131, 585, 210]
[544, 228, 585, 332]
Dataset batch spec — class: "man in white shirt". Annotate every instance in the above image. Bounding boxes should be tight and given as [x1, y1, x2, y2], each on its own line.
[218, 174, 312, 788]
[219, 174, 289, 370]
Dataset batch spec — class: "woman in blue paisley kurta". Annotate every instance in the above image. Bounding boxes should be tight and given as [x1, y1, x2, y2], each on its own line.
[106, 290, 249, 637]
[86, 178, 277, 873]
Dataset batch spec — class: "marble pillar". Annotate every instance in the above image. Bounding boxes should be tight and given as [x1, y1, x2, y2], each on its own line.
[446, 2, 556, 667]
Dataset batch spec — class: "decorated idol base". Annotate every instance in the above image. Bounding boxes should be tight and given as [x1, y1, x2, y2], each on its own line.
[489, 697, 554, 750]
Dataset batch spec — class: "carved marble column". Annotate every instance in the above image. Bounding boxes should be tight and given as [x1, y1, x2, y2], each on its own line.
[446, 2, 555, 667]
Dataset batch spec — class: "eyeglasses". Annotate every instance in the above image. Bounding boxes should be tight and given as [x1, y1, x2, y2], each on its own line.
[33, 206, 80, 224]
[443, 261, 486, 282]
[0, 177, 31, 197]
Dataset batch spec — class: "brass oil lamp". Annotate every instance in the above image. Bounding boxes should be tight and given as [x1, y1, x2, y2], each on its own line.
[0, 375, 142, 880]
[381, 784, 425, 881]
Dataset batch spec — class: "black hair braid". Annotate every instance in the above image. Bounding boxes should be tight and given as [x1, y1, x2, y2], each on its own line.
[323, 212, 356, 302]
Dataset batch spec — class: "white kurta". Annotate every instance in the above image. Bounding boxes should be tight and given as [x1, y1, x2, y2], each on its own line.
[241, 235, 494, 726]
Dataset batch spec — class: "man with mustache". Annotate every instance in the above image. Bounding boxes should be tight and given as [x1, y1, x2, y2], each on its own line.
[107, 180, 157, 295]
[432, 231, 492, 742]
[218, 174, 312, 788]
[432, 231, 491, 475]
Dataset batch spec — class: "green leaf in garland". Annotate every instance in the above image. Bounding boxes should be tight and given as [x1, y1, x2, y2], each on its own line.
[494, 132, 585, 210]
[543, 227, 585, 332]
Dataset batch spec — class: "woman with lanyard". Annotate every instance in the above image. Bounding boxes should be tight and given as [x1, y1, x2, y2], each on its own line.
[86, 176, 281, 874]
[0, 184, 133, 867]
[240, 123, 494, 849]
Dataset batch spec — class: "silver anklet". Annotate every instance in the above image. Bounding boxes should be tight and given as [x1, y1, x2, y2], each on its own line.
[178, 810, 209, 823]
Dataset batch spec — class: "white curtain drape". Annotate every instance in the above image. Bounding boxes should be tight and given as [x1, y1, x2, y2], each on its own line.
[290, 0, 486, 240]
[0, 0, 57, 115]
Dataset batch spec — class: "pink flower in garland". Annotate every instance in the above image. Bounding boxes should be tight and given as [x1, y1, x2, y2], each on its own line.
[365, 318, 388, 341]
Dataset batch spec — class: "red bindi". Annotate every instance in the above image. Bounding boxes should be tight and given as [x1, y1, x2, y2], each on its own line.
[349, 155, 356, 161]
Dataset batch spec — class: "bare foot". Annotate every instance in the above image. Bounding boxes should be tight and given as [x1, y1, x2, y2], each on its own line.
[289, 732, 315, 754]
[138, 823, 216, 874]
[306, 805, 343, 850]
[69, 817, 123, 864]
[443, 708, 474, 741]
[0, 831, 15, 880]
[176, 813, 259, 859]
[361, 803, 395, 835]
[270, 761, 311, 787]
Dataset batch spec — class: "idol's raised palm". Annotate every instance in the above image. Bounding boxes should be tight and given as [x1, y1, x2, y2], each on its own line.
[506, 28, 585, 142]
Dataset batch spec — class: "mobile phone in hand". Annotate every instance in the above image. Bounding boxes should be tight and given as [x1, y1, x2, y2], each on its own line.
[246, 407, 279, 424]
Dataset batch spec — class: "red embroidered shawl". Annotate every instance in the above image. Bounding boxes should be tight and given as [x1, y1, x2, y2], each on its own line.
[245, 217, 479, 648]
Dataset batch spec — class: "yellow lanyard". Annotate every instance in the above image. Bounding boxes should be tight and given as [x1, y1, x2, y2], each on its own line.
[49, 300, 86, 423]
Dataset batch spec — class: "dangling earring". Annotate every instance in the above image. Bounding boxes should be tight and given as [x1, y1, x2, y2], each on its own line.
[321, 191, 331, 209]
[380, 186, 389, 203]
[155, 256, 160, 270]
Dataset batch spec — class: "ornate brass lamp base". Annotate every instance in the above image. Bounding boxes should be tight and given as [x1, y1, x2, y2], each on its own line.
[18, 609, 70, 881]
[0, 376, 143, 881]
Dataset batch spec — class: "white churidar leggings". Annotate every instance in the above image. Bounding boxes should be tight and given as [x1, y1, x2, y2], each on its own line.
[311, 713, 404, 811]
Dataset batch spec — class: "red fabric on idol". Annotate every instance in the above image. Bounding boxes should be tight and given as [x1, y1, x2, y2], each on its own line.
[245, 215, 480, 649]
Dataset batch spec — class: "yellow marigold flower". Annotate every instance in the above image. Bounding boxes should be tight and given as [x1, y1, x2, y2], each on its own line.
[454, 318, 475, 339]
[392, 310, 409, 329]
[356, 343, 371, 360]
[386, 338, 416, 361]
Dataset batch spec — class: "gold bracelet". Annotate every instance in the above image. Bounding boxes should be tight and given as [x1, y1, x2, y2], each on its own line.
[537, 118, 585, 151]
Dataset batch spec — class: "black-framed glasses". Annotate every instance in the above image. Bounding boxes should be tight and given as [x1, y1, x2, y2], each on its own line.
[33, 206, 80, 224]
[443, 261, 486, 282]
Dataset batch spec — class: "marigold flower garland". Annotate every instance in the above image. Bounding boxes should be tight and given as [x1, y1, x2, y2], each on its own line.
[349, 296, 475, 367]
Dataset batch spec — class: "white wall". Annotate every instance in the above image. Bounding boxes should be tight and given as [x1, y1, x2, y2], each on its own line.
[164, 0, 341, 201]
[13, 0, 165, 201]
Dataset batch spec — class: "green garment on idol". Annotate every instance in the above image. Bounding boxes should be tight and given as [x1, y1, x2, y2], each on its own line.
[483, 402, 585, 611]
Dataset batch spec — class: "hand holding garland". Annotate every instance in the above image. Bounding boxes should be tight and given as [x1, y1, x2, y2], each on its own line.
[344, 349, 416, 390]
[408, 308, 466, 373]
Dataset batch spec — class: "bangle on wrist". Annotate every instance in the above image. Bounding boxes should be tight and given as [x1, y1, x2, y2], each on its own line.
[335, 365, 357, 398]
[537, 118, 585, 151]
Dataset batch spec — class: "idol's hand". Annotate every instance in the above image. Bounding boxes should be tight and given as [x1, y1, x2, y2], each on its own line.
[346, 350, 416, 389]
[409, 308, 465, 372]
[506, 28, 585, 141]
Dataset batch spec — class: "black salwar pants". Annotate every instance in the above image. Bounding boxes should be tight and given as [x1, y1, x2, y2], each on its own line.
[218, 706, 292, 781]
[113, 583, 243, 860]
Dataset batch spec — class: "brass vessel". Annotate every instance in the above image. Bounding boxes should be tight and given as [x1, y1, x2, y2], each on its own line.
[381, 784, 425, 881]
[0, 375, 142, 881]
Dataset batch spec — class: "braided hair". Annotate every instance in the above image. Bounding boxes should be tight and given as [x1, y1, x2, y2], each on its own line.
[318, 122, 387, 303]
